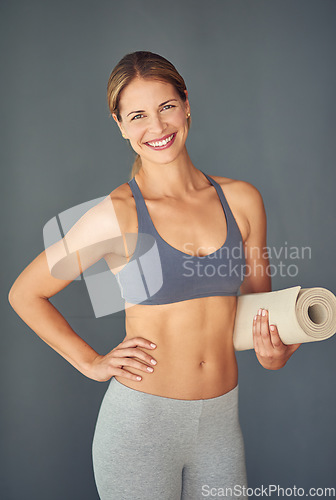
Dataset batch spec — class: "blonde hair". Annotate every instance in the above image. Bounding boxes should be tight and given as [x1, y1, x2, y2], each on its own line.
[106, 51, 191, 180]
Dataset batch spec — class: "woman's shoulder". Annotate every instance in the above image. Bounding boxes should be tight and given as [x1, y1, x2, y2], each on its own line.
[210, 174, 264, 207]
[107, 180, 133, 204]
[107, 179, 136, 212]
[70, 181, 134, 240]
[105, 180, 136, 231]
[210, 174, 266, 242]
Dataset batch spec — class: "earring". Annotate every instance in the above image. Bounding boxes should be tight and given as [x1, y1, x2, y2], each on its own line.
[122, 132, 127, 139]
[186, 112, 190, 118]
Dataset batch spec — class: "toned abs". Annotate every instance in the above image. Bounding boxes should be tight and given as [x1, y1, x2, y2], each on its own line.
[114, 295, 239, 399]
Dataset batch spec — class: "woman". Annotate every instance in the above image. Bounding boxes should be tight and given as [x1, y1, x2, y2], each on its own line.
[8, 51, 301, 499]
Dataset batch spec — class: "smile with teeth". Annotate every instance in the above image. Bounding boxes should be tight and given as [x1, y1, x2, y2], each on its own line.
[146, 133, 175, 148]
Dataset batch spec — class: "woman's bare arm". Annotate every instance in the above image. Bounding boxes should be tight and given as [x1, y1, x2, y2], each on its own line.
[9, 191, 158, 382]
[238, 181, 272, 295]
[236, 181, 301, 368]
[8, 193, 129, 378]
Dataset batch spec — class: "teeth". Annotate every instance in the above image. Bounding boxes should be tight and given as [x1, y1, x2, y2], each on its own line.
[148, 134, 174, 147]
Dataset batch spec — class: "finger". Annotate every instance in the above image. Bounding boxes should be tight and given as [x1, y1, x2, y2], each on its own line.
[259, 309, 274, 350]
[269, 324, 284, 349]
[252, 311, 263, 354]
[113, 367, 143, 382]
[120, 337, 157, 350]
[112, 347, 157, 366]
[116, 357, 155, 373]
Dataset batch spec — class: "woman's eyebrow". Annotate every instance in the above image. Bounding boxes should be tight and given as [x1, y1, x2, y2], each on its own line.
[126, 99, 178, 117]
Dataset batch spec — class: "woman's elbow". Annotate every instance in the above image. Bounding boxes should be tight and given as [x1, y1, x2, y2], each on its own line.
[8, 282, 36, 309]
[8, 284, 23, 309]
[239, 275, 272, 295]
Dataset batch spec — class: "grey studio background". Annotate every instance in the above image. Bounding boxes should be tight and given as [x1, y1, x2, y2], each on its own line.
[2, 1, 336, 499]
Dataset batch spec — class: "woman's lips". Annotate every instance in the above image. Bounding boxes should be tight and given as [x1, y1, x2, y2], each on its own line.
[145, 133, 176, 150]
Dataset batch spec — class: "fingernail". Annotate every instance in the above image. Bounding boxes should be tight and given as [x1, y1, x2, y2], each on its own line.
[262, 309, 266, 316]
[270, 325, 275, 331]
[150, 343, 156, 348]
[254, 315, 257, 321]
[147, 366, 154, 372]
[258, 308, 262, 315]
[151, 359, 157, 365]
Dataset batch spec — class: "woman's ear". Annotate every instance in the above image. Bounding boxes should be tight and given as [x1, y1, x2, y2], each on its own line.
[184, 91, 191, 116]
[112, 113, 127, 139]
[112, 113, 120, 125]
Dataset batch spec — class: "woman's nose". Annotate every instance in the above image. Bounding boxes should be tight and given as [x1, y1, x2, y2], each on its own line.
[148, 114, 166, 134]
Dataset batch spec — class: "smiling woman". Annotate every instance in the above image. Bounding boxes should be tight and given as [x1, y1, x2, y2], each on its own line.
[112, 77, 190, 172]
[8, 50, 301, 500]
[107, 51, 192, 179]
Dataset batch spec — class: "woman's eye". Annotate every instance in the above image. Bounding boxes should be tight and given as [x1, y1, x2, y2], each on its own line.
[162, 104, 175, 111]
[131, 105, 175, 121]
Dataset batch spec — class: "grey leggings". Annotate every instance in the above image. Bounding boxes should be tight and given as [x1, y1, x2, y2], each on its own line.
[92, 377, 248, 500]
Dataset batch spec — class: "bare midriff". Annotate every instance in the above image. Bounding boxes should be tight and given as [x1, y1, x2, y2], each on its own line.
[114, 294, 239, 400]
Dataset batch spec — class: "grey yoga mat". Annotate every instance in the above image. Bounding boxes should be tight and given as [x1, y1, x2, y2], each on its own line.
[233, 286, 336, 351]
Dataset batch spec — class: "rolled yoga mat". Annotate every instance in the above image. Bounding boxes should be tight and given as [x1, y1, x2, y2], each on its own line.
[233, 286, 336, 351]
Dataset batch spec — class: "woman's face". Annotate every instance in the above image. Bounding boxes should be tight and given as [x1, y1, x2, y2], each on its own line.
[113, 77, 190, 166]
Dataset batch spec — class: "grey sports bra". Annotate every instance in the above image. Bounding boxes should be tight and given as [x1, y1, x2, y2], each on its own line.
[115, 170, 246, 305]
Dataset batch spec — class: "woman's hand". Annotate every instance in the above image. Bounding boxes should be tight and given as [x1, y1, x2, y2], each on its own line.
[87, 337, 157, 382]
[253, 308, 301, 370]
